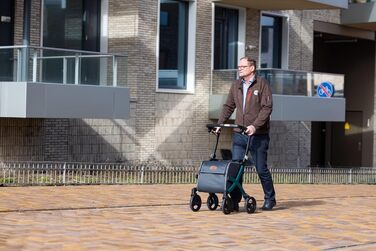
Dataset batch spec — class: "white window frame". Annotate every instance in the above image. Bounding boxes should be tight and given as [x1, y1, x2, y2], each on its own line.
[156, 0, 196, 94]
[259, 11, 289, 70]
[211, 3, 246, 71]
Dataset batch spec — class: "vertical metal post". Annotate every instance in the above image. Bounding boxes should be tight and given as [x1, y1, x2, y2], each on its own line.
[141, 165, 144, 184]
[75, 54, 79, 85]
[349, 169, 352, 184]
[16, 49, 22, 81]
[113, 56, 118, 87]
[32, 51, 37, 82]
[308, 168, 312, 184]
[21, 0, 32, 81]
[63, 57, 67, 84]
[63, 163, 66, 185]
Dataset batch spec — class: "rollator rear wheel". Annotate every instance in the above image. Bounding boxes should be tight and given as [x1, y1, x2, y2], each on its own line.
[245, 196, 257, 214]
[222, 197, 233, 215]
[190, 194, 202, 212]
[207, 193, 219, 210]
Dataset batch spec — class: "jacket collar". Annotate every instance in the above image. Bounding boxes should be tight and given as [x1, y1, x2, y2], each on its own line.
[237, 75, 258, 90]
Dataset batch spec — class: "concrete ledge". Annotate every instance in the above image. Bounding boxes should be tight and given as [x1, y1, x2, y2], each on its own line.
[341, 2, 376, 31]
[213, 0, 347, 10]
[0, 82, 130, 119]
[209, 94, 346, 122]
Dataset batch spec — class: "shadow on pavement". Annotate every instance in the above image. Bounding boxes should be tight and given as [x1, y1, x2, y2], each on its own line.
[274, 199, 326, 210]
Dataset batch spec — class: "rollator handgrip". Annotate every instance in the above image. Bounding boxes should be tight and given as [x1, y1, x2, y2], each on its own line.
[206, 123, 247, 134]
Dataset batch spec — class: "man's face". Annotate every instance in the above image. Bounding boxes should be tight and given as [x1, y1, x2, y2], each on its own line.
[238, 59, 254, 78]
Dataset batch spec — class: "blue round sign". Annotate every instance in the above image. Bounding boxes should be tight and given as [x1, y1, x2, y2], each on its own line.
[317, 81, 335, 98]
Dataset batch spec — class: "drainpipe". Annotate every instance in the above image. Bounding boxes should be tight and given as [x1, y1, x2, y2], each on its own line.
[21, 0, 31, 81]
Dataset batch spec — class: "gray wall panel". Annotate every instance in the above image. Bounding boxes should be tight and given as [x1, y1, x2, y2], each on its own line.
[209, 94, 345, 122]
[0, 82, 27, 117]
[114, 88, 130, 118]
[0, 82, 130, 119]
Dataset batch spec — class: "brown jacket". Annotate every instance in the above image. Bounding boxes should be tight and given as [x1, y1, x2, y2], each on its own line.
[218, 76, 273, 134]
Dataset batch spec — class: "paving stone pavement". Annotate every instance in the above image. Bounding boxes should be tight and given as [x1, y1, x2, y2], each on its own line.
[0, 184, 375, 250]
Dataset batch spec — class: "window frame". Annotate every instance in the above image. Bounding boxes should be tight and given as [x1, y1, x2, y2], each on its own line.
[156, 0, 196, 94]
[259, 11, 289, 70]
[211, 3, 246, 71]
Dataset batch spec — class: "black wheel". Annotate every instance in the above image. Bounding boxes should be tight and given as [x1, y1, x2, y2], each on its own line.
[207, 193, 219, 211]
[245, 196, 257, 214]
[190, 194, 202, 212]
[222, 197, 233, 215]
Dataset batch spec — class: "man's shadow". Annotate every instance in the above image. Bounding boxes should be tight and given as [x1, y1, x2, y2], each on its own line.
[273, 200, 326, 211]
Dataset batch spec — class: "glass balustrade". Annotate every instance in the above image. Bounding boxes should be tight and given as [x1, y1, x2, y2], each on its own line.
[348, 0, 374, 3]
[212, 68, 344, 97]
[0, 45, 127, 87]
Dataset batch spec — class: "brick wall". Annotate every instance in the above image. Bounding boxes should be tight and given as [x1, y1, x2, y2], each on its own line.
[2, 1, 342, 167]
[0, 119, 44, 161]
[14, 0, 40, 46]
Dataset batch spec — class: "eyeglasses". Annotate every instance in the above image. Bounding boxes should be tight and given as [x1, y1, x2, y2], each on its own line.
[238, 65, 250, 69]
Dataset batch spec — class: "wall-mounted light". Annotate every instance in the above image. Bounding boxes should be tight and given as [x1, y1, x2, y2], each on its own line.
[246, 45, 256, 51]
[324, 39, 358, 44]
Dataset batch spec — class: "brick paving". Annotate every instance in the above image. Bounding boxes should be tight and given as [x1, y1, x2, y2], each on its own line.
[0, 184, 375, 250]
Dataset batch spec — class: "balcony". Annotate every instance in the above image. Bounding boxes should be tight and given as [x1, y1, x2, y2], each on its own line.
[212, 0, 348, 10]
[341, 0, 376, 31]
[0, 45, 129, 119]
[210, 69, 346, 122]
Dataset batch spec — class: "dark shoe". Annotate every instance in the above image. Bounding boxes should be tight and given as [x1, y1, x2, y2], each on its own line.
[233, 203, 239, 212]
[262, 199, 276, 211]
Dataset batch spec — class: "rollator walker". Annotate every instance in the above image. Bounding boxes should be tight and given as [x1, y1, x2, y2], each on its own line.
[189, 124, 257, 215]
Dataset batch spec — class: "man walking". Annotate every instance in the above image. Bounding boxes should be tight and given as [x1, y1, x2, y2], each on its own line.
[216, 56, 276, 211]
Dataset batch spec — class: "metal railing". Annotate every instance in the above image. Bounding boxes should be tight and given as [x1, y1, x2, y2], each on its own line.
[211, 68, 344, 97]
[1, 162, 375, 186]
[0, 45, 127, 86]
[349, 0, 374, 3]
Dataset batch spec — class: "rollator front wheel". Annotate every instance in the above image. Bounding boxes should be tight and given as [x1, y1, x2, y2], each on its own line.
[245, 196, 257, 214]
[222, 197, 233, 215]
[207, 193, 219, 211]
[190, 194, 202, 212]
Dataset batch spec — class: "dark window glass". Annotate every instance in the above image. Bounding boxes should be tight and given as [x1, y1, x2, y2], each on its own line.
[159, 0, 188, 89]
[261, 14, 282, 69]
[214, 6, 238, 69]
[0, 0, 14, 81]
[43, 0, 100, 84]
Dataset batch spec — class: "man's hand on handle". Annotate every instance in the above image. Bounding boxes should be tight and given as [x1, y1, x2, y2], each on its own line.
[212, 127, 221, 135]
[245, 125, 256, 136]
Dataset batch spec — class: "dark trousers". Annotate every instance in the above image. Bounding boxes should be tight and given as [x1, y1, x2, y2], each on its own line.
[230, 132, 276, 203]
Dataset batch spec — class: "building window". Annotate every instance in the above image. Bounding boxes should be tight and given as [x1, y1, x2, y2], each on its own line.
[214, 6, 239, 69]
[42, 0, 101, 84]
[158, 0, 189, 91]
[260, 13, 288, 69]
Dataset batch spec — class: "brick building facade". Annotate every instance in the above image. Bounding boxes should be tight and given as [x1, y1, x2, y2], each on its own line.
[1, 0, 364, 168]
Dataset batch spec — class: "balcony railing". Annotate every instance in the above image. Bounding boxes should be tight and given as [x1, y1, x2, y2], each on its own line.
[0, 45, 130, 119]
[0, 45, 127, 87]
[211, 68, 344, 97]
[212, 0, 348, 10]
[348, 0, 374, 3]
[210, 68, 346, 121]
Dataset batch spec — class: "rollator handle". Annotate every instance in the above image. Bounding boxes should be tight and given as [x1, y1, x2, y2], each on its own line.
[206, 124, 247, 134]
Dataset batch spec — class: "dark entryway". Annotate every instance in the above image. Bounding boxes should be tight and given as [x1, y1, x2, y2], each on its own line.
[0, 0, 14, 81]
[312, 29, 375, 167]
